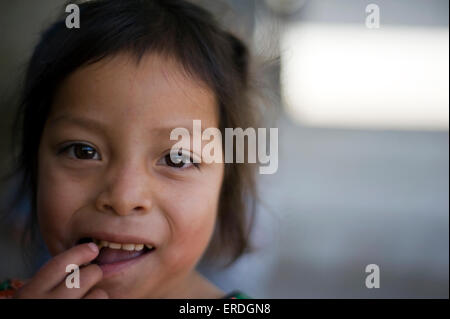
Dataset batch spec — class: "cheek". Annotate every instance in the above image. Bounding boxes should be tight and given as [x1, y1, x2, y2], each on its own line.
[36, 155, 87, 254]
[160, 166, 223, 268]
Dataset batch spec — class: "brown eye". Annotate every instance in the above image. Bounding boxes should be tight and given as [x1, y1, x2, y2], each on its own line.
[165, 149, 188, 168]
[157, 149, 199, 170]
[74, 144, 97, 159]
[60, 143, 101, 160]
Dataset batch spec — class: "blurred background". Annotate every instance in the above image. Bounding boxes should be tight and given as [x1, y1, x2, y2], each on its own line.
[0, 0, 448, 298]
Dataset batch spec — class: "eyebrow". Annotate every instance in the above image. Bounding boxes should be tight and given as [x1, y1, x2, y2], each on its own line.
[47, 114, 195, 136]
[47, 115, 108, 134]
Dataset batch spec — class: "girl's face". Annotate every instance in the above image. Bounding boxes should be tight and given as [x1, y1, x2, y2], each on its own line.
[36, 53, 224, 298]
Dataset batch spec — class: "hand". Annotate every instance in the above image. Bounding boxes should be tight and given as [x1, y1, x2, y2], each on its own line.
[13, 243, 108, 299]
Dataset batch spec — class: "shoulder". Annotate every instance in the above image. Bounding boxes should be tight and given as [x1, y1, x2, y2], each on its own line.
[222, 290, 251, 299]
[0, 279, 25, 299]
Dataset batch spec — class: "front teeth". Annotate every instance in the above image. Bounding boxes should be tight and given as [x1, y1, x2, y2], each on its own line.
[93, 239, 153, 251]
[109, 242, 122, 249]
[122, 244, 135, 251]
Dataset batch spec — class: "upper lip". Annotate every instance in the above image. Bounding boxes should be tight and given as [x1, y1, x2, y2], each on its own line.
[74, 231, 157, 248]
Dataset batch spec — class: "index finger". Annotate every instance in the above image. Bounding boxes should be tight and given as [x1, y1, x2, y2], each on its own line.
[26, 243, 100, 292]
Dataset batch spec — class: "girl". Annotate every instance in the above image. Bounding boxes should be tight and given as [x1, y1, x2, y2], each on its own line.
[0, 0, 261, 299]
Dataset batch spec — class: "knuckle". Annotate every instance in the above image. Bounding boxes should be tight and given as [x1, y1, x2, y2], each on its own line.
[48, 255, 71, 273]
[52, 260, 67, 272]
[80, 265, 103, 285]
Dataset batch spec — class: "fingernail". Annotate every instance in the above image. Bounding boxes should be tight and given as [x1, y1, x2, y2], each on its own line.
[87, 242, 99, 253]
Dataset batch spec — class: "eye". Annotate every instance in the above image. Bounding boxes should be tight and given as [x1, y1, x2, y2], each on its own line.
[157, 149, 199, 169]
[58, 143, 101, 160]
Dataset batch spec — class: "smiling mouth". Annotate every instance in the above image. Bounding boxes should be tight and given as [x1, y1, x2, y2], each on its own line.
[77, 237, 156, 266]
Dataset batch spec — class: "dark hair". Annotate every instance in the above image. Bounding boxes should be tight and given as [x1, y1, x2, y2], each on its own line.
[5, 0, 261, 268]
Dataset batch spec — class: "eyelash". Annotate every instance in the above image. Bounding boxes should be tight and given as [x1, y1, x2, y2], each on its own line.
[57, 143, 200, 170]
[57, 142, 101, 160]
[159, 149, 200, 170]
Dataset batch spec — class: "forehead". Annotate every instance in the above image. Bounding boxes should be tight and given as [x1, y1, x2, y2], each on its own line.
[49, 52, 219, 133]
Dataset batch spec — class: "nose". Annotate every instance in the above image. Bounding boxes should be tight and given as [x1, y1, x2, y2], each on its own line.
[95, 160, 153, 216]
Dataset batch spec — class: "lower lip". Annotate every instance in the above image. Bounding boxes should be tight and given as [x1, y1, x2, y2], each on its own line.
[95, 249, 155, 278]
